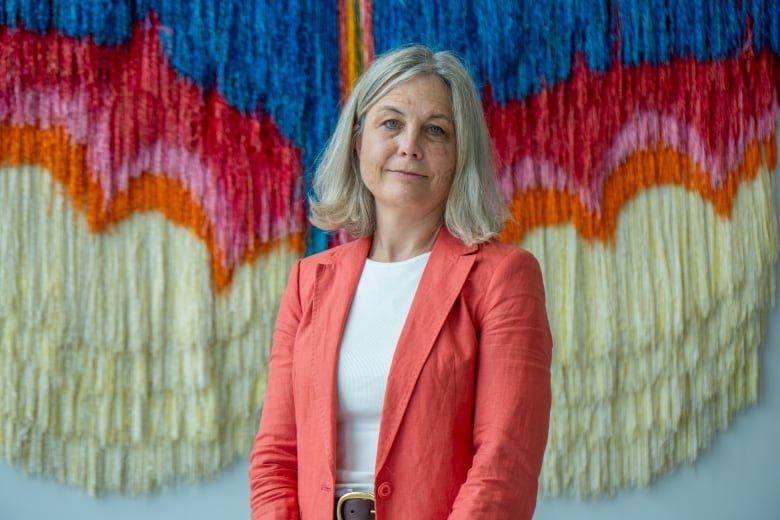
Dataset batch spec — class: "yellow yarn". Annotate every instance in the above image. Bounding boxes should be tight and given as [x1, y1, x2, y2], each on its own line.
[524, 169, 777, 496]
[0, 165, 297, 494]
[0, 161, 777, 496]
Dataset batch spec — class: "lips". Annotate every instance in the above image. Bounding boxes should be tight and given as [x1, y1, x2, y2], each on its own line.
[389, 169, 425, 178]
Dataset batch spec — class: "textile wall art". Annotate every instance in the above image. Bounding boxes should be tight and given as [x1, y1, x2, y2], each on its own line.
[1, 0, 778, 498]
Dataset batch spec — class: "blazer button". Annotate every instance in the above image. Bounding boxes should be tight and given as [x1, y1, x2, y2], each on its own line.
[377, 482, 393, 498]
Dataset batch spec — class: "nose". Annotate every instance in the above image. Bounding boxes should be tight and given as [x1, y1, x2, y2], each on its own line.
[397, 128, 422, 159]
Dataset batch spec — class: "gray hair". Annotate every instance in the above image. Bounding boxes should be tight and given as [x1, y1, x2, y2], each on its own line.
[309, 44, 507, 244]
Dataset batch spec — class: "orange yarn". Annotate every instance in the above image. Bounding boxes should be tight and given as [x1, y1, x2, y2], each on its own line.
[0, 123, 305, 293]
[500, 137, 776, 245]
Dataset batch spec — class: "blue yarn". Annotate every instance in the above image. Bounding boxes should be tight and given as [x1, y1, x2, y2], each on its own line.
[2, 0, 340, 173]
[618, 0, 640, 66]
[750, 0, 780, 54]
[3, 0, 135, 43]
[619, 0, 752, 64]
[373, 0, 617, 101]
[717, 1, 747, 59]
[526, 1, 550, 92]
[692, 0, 707, 60]
[4, 0, 776, 147]
[750, 0, 765, 52]
[4, 0, 778, 111]
[151, 0, 340, 256]
[668, 0, 691, 58]
[18, 0, 50, 33]
[307, 226, 330, 255]
[579, 0, 612, 73]
[710, 1, 725, 60]
[474, 1, 516, 101]
[771, 0, 780, 54]
[2, 0, 779, 255]
[373, 0, 779, 104]
[156, 0, 217, 89]
[651, 0, 669, 63]
[1, 0, 341, 254]
[148, 0, 341, 255]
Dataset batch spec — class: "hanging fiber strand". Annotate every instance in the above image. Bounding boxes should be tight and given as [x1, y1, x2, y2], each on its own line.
[369, 0, 780, 496]
[0, 0, 779, 497]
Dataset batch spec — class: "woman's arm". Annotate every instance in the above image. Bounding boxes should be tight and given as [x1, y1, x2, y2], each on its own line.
[249, 261, 303, 520]
[449, 249, 553, 520]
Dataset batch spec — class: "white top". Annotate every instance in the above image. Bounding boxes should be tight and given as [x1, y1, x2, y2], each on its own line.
[335, 252, 430, 492]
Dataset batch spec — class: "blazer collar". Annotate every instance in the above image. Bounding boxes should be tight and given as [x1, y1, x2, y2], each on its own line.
[376, 229, 477, 469]
[308, 235, 371, 474]
[308, 229, 478, 474]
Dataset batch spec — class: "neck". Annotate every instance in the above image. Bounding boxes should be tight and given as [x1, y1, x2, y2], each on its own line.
[370, 211, 443, 262]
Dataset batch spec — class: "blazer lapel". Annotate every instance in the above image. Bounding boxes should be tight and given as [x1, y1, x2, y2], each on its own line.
[375, 229, 477, 470]
[309, 236, 371, 475]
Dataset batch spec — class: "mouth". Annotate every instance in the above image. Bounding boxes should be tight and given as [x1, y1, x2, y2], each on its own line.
[389, 169, 425, 178]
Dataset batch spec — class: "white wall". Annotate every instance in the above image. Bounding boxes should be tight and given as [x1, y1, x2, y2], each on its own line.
[2, 171, 779, 520]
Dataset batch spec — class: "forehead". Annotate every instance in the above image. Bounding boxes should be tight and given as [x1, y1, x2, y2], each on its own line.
[368, 74, 453, 116]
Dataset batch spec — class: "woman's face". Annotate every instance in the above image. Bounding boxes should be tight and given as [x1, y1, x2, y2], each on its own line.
[356, 74, 456, 223]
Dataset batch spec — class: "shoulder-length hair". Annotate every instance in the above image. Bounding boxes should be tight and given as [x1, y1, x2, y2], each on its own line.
[309, 44, 507, 245]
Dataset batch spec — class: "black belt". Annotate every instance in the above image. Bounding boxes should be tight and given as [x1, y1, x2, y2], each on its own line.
[335, 491, 375, 520]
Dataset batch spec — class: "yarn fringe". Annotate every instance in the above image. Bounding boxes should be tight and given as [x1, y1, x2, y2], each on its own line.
[0, 165, 296, 494]
[522, 168, 778, 496]
[1, 0, 779, 498]
[500, 136, 776, 244]
[0, 123, 304, 292]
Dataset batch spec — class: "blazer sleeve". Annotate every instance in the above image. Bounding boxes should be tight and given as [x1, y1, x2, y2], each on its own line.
[249, 260, 303, 520]
[448, 249, 553, 520]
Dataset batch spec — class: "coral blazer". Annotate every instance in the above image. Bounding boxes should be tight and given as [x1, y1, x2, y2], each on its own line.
[249, 228, 552, 519]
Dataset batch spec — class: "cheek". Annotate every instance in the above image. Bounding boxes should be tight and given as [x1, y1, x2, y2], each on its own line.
[360, 139, 392, 172]
[357, 151, 379, 190]
[431, 141, 456, 166]
[357, 133, 374, 161]
[432, 149, 456, 182]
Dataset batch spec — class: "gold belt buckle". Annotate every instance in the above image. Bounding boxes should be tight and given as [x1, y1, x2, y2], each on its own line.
[336, 490, 376, 520]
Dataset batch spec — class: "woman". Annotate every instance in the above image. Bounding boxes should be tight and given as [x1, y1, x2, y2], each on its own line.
[249, 44, 552, 519]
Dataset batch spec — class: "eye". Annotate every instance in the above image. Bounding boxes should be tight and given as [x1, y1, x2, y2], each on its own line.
[427, 125, 445, 136]
[383, 119, 400, 129]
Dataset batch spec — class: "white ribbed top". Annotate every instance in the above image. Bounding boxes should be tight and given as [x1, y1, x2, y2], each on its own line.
[335, 252, 430, 492]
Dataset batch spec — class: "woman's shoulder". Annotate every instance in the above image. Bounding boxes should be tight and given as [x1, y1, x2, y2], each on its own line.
[296, 237, 368, 270]
[475, 239, 540, 269]
[467, 239, 546, 299]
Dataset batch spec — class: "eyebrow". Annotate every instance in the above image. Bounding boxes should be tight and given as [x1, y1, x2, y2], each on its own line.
[375, 105, 453, 123]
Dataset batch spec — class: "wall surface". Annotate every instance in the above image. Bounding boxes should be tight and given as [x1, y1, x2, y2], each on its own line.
[1, 163, 779, 520]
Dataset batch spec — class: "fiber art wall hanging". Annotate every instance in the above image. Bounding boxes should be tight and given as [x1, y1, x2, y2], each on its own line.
[1, 0, 778, 499]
